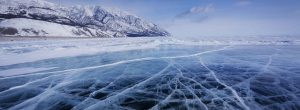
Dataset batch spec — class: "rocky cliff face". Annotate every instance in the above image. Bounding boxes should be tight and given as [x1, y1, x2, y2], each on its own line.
[0, 0, 170, 37]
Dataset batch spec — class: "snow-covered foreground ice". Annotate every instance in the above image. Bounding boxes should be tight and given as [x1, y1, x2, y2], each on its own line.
[0, 38, 300, 110]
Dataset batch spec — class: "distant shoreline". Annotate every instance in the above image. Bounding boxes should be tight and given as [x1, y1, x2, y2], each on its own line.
[0, 36, 127, 42]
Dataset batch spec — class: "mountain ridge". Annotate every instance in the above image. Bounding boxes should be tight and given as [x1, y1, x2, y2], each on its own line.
[0, 0, 170, 37]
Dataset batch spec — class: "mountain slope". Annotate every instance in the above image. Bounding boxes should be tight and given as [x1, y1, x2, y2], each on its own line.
[0, 0, 170, 37]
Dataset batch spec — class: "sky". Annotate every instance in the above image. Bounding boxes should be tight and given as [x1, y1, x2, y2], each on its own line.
[48, 0, 300, 37]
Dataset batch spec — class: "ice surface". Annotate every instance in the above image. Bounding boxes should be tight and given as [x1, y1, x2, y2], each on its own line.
[0, 67, 55, 77]
[0, 38, 300, 110]
[0, 38, 162, 66]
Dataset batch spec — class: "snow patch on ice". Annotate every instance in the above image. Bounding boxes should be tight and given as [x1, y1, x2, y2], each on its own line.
[0, 38, 161, 66]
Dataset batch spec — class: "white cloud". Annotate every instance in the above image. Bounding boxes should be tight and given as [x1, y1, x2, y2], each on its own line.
[174, 4, 215, 23]
[189, 4, 215, 14]
[176, 4, 215, 18]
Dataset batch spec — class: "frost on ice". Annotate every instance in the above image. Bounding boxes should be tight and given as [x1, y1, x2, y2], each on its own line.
[0, 38, 300, 110]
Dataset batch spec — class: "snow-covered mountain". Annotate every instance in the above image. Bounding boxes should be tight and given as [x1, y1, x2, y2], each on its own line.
[0, 0, 170, 37]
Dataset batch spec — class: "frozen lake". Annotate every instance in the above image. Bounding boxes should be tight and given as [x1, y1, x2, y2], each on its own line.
[0, 38, 300, 110]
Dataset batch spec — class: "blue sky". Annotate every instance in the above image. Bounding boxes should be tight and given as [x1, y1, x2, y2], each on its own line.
[49, 0, 300, 37]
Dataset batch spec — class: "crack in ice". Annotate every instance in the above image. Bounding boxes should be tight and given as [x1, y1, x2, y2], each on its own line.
[199, 57, 251, 110]
[86, 63, 172, 109]
[175, 67, 209, 110]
